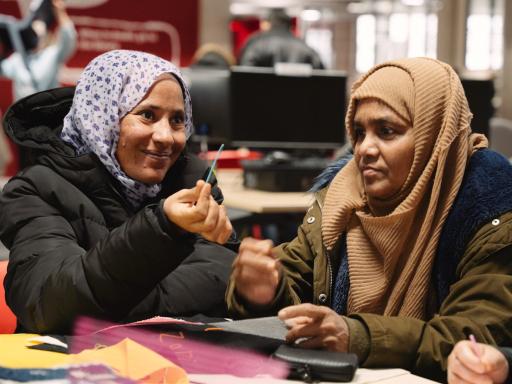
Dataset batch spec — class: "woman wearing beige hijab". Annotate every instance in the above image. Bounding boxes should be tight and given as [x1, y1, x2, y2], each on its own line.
[227, 57, 512, 381]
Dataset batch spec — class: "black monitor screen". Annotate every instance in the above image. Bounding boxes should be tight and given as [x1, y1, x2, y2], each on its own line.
[230, 67, 346, 149]
[461, 78, 494, 138]
[182, 68, 231, 145]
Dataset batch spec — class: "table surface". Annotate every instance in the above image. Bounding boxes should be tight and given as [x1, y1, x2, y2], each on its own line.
[189, 370, 440, 384]
[216, 169, 314, 214]
[0, 334, 439, 384]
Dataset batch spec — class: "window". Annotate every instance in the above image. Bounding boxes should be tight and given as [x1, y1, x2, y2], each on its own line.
[356, 14, 376, 72]
[465, 0, 504, 71]
[305, 28, 333, 69]
[356, 10, 437, 73]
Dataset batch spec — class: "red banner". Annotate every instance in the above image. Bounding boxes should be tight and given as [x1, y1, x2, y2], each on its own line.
[0, 0, 199, 70]
[66, 0, 198, 69]
[0, 0, 199, 176]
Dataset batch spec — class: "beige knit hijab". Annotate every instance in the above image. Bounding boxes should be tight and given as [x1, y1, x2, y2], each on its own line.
[322, 58, 487, 319]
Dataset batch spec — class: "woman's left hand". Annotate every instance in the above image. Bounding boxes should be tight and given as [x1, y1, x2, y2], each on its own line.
[278, 303, 350, 351]
[163, 180, 233, 244]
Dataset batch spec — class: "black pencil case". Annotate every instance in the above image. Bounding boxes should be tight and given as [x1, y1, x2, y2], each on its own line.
[272, 344, 358, 382]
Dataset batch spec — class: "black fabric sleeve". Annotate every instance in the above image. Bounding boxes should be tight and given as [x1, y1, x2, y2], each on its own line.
[154, 200, 188, 239]
[127, 236, 236, 319]
[1, 158, 239, 334]
[0, 171, 223, 333]
[80, 204, 195, 317]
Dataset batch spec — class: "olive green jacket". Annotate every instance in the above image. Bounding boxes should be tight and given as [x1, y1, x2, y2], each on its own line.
[227, 187, 512, 382]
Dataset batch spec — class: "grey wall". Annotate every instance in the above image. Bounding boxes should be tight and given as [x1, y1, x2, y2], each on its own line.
[199, 0, 232, 53]
[437, 0, 467, 72]
[501, 0, 512, 119]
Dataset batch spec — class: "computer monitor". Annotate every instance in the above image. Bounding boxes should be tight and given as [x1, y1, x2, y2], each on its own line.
[230, 66, 347, 150]
[460, 77, 494, 138]
[181, 67, 231, 145]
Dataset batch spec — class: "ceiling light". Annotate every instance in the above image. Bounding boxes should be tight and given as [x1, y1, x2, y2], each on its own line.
[301, 9, 321, 22]
[401, 0, 425, 6]
[230, 3, 258, 15]
[375, 1, 393, 14]
[347, 2, 370, 14]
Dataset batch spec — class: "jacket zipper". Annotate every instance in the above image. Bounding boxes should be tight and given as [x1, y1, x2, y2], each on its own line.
[315, 191, 333, 306]
[325, 246, 333, 305]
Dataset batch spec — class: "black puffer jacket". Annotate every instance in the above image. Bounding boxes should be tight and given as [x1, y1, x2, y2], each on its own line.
[0, 87, 238, 334]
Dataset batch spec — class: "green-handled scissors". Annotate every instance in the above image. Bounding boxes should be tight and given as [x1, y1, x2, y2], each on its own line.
[204, 144, 224, 184]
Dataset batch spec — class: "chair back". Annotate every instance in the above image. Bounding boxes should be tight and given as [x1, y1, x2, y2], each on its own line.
[0, 260, 16, 333]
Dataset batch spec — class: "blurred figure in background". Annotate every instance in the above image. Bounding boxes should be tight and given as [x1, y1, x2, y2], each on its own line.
[190, 43, 235, 69]
[0, 0, 76, 101]
[238, 8, 324, 69]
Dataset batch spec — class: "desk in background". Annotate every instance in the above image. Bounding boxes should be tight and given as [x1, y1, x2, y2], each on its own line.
[216, 169, 314, 242]
[216, 169, 313, 214]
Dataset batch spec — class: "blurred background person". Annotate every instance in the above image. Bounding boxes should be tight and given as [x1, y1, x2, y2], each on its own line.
[238, 8, 324, 69]
[0, 0, 76, 101]
[190, 43, 235, 69]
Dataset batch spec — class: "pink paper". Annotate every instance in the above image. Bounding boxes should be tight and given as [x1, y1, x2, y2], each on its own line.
[72, 317, 288, 379]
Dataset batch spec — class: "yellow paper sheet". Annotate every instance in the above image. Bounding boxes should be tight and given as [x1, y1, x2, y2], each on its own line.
[0, 334, 71, 368]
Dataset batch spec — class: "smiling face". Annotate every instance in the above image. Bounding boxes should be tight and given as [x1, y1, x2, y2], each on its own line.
[116, 76, 187, 185]
[353, 99, 415, 200]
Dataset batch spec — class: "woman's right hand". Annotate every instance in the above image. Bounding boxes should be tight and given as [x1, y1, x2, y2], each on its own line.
[232, 237, 281, 306]
[163, 180, 232, 244]
[448, 340, 509, 384]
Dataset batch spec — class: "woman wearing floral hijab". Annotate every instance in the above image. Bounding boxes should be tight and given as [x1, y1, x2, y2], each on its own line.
[228, 57, 512, 381]
[0, 50, 236, 333]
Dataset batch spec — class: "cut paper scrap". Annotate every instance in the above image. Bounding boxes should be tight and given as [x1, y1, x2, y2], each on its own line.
[71, 337, 188, 383]
[27, 335, 68, 349]
[92, 316, 204, 334]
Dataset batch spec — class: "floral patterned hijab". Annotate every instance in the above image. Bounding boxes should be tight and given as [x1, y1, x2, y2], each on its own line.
[60, 50, 193, 207]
